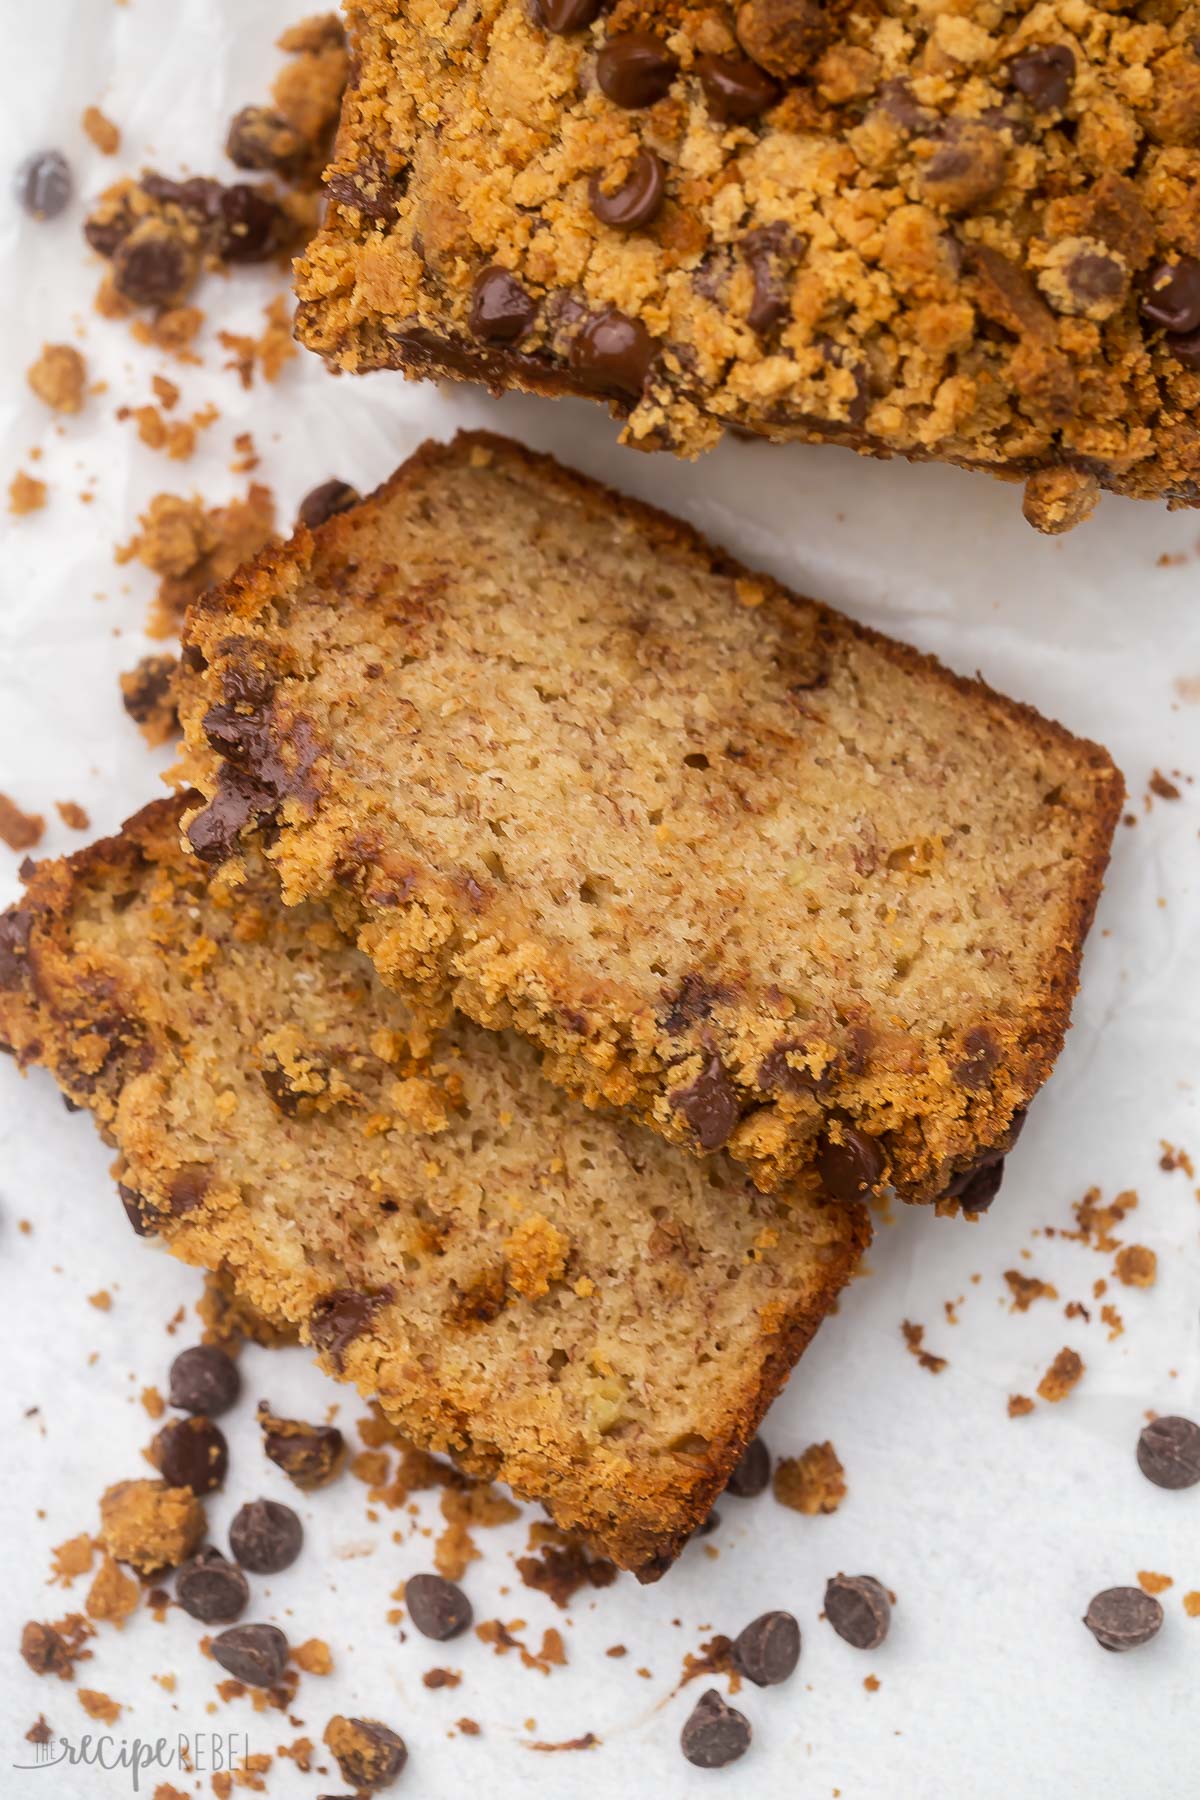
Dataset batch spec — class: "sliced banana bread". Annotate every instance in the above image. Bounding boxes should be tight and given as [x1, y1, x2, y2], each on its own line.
[0, 796, 866, 1577]
[174, 432, 1122, 1207]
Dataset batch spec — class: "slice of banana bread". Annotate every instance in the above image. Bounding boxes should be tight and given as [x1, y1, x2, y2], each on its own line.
[294, 0, 1200, 530]
[174, 431, 1122, 1207]
[0, 796, 866, 1577]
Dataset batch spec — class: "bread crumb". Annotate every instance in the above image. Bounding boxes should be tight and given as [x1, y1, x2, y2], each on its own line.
[291, 1637, 332, 1676]
[773, 1441, 847, 1514]
[1036, 1347, 1084, 1404]
[152, 374, 180, 410]
[9, 470, 47, 516]
[20, 1614, 94, 1678]
[1149, 769, 1182, 801]
[85, 1553, 140, 1624]
[88, 1289, 113, 1312]
[28, 343, 87, 414]
[116, 483, 275, 637]
[0, 792, 45, 851]
[141, 1385, 166, 1419]
[119, 653, 180, 747]
[99, 1479, 205, 1574]
[219, 297, 297, 389]
[901, 1319, 947, 1373]
[55, 801, 90, 831]
[863, 1674, 880, 1692]
[422, 1667, 461, 1688]
[82, 106, 121, 154]
[77, 1688, 121, 1725]
[1138, 1571, 1173, 1595]
[50, 1535, 95, 1587]
[1114, 1245, 1157, 1288]
[1004, 1270, 1059, 1311]
[505, 1214, 569, 1298]
[1100, 1303, 1125, 1340]
[1184, 1592, 1200, 1618]
[1007, 1394, 1035, 1418]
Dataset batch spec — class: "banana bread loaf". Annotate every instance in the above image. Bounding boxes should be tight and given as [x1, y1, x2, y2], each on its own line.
[173, 431, 1123, 1206]
[0, 795, 866, 1577]
[294, 0, 1200, 531]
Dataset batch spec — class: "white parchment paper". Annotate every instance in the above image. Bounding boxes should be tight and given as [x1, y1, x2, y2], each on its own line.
[2, 4, 1199, 1796]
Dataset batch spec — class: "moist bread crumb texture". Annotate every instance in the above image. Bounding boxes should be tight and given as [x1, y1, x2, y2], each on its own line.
[0, 796, 866, 1577]
[173, 433, 1122, 1205]
[294, 0, 1200, 526]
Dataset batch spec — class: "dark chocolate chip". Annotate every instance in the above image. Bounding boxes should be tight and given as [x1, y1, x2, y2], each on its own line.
[298, 480, 361, 530]
[725, 1435, 770, 1498]
[1011, 44, 1076, 112]
[1142, 257, 1200, 335]
[175, 1549, 250, 1624]
[952, 1025, 1000, 1090]
[258, 1403, 345, 1490]
[0, 907, 33, 989]
[111, 225, 196, 307]
[568, 307, 656, 398]
[824, 1573, 891, 1649]
[229, 1499, 303, 1574]
[1166, 326, 1200, 368]
[733, 1610, 801, 1686]
[697, 53, 780, 122]
[596, 33, 679, 109]
[672, 1053, 740, 1151]
[757, 1041, 829, 1095]
[118, 1183, 159, 1238]
[325, 158, 407, 221]
[680, 1689, 752, 1769]
[211, 1622, 289, 1687]
[327, 1718, 408, 1789]
[217, 184, 285, 262]
[405, 1572, 473, 1641]
[1064, 248, 1125, 311]
[155, 1415, 229, 1496]
[169, 1345, 241, 1417]
[309, 1288, 392, 1370]
[225, 106, 306, 176]
[876, 78, 935, 133]
[743, 223, 799, 337]
[955, 1156, 1005, 1214]
[815, 1125, 884, 1201]
[141, 172, 223, 217]
[1083, 1587, 1163, 1652]
[536, 0, 603, 32]
[169, 1166, 210, 1216]
[919, 123, 1008, 215]
[16, 149, 72, 220]
[661, 973, 729, 1037]
[1136, 1415, 1200, 1490]
[695, 1509, 721, 1537]
[186, 767, 274, 865]
[62, 1094, 82, 1114]
[469, 266, 537, 343]
[589, 149, 665, 231]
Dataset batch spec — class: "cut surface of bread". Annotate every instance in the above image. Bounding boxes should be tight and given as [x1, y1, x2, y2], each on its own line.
[174, 431, 1123, 1206]
[0, 796, 866, 1577]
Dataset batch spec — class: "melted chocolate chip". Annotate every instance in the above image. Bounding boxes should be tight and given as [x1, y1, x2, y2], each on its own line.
[825, 1573, 891, 1648]
[953, 1025, 1000, 1090]
[211, 1623, 289, 1688]
[326, 159, 407, 221]
[757, 1041, 829, 1095]
[954, 1156, 1006, 1214]
[217, 184, 285, 262]
[672, 1054, 740, 1151]
[536, 0, 603, 31]
[155, 1415, 229, 1495]
[743, 223, 798, 336]
[1011, 44, 1076, 112]
[0, 908, 33, 989]
[1064, 248, 1125, 312]
[568, 308, 656, 398]
[1083, 1588, 1162, 1653]
[680, 1689, 751, 1769]
[814, 1124, 884, 1201]
[169, 1345, 241, 1416]
[589, 149, 665, 231]
[111, 225, 196, 307]
[405, 1572, 473, 1640]
[469, 266, 537, 343]
[298, 479, 360, 529]
[309, 1288, 392, 1370]
[16, 150, 72, 220]
[596, 33, 678, 109]
[169, 1166, 210, 1216]
[175, 1549, 249, 1624]
[661, 973, 726, 1037]
[1141, 257, 1200, 335]
[229, 1498, 303, 1573]
[696, 54, 780, 122]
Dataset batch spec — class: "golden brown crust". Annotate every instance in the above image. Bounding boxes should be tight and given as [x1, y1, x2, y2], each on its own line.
[173, 430, 1122, 1206]
[0, 795, 867, 1577]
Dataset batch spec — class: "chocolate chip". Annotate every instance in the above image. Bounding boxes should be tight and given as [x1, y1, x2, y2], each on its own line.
[919, 123, 1008, 215]
[815, 1124, 884, 1201]
[154, 1415, 229, 1496]
[111, 223, 197, 307]
[169, 1166, 210, 1216]
[1011, 45, 1076, 112]
[327, 1717, 408, 1789]
[225, 106, 306, 176]
[725, 1435, 770, 1498]
[175, 1549, 250, 1624]
[568, 308, 656, 398]
[1083, 1587, 1163, 1652]
[1166, 327, 1200, 368]
[954, 1155, 1005, 1214]
[309, 1288, 392, 1370]
[326, 159, 406, 221]
[1136, 1415, 1200, 1490]
[298, 480, 361, 530]
[824, 1573, 891, 1649]
[743, 223, 800, 337]
[186, 768, 270, 864]
[589, 149, 665, 231]
[536, 0, 603, 31]
[405, 1572, 473, 1640]
[217, 184, 285, 262]
[229, 1499, 303, 1574]
[953, 1025, 1000, 1090]
[118, 1183, 159, 1238]
[733, 1610, 801, 1686]
[661, 973, 726, 1037]
[1141, 257, 1200, 335]
[680, 1689, 752, 1769]
[735, 0, 827, 80]
[469, 266, 536, 344]
[169, 1345, 241, 1417]
[0, 907, 33, 989]
[596, 33, 678, 109]
[758, 1042, 829, 1095]
[141, 172, 223, 217]
[696, 54, 780, 122]
[16, 150, 72, 220]
[1063, 248, 1125, 312]
[258, 1402, 345, 1490]
[672, 1053, 740, 1151]
[211, 1622, 289, 1687]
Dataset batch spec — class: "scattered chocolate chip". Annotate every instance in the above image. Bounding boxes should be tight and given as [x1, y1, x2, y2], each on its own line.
[1083, 1587, 1163, 1652]
[672, 1053, 740, 1151]
[310, 1287, 392, 1370]
[536, 0, 603, 31]
[1011, 44, 1076, 112]
[1136, 1415, 1200, 1490]
[568, 308, 656, 398]
[725, 1435, 770, 1498]
[155, 1415, 229, 1496]
[680, 1688, 752, 1769]
[225, 106, 307, 176]
[211, 1622, 289, 1687]
[298, 480, 361, 530]
[733, 1610, 801, 1686]
[589, 149, 665, 231]
[596, 33, 679, 109]
[229, 1498, 304, 1574]
[696, 54, 780, 122]
[1141, 257, 1200, 336]
[175, 1549, 250, 1624]
[735, 0, 827, 80]
[257, 1402, 345, 1490]
[815, 1125, 884, 1201]
[405, 1572, 473, 1641]
[217, 183, 284, 262]
[16, 149, 72, 220]
[469, 266, 537, 344]
[169, 1345, 241, 1417]
[169, 1166, 211, 1216]
[326, 1716, 408, 1789]
[824, 1573, 891, 1649]
[111, 223, 197, 307]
